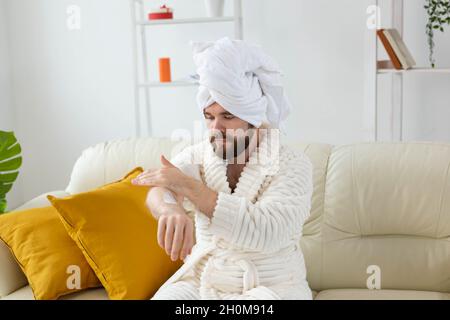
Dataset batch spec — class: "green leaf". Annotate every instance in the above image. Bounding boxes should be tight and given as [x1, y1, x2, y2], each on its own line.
[0, 131, 17, 153]
[0, 171, 19, 183]
[0, 143, 21, 162]
[0, 156, 22, 171]
[0, 183, 13, 195]
[0, 131, 22, 211]
[0, 197, 6, 214]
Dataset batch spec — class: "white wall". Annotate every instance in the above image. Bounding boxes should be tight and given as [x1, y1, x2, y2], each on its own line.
[6, 0, 135, 205]
[0, 0, 12, 130]
[403, 0, 450, 141]
[0, 0, 12, 124]
[0, 0, 23, 210]
[145, 0, 369, 144]
[2, 0, 450, 205]
[376, 0, 450, 142]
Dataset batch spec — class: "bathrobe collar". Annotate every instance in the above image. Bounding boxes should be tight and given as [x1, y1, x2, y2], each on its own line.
[202, 129, 281, 203]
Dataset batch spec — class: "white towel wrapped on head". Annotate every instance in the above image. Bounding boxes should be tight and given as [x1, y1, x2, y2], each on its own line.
[190, 37, 291, 132]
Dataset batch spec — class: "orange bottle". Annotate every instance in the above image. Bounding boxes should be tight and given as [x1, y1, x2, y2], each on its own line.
[158, 57, 171, 82]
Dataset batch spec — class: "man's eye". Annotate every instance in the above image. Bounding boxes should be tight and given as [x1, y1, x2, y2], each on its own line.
[224, 115, 235, 119]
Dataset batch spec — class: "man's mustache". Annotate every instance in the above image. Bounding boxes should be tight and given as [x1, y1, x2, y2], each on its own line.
[210, 134, 234, 142]
[209, 128, 256, 145]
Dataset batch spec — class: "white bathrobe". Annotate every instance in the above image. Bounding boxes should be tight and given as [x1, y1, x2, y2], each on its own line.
[151, 130, 313, 300]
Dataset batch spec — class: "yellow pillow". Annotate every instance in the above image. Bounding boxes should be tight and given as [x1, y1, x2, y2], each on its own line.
[0, 206, 101, 300]
[47, 167, 183, 300]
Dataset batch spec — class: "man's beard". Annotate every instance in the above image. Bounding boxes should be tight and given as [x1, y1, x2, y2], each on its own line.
[209, 129, 255, 162]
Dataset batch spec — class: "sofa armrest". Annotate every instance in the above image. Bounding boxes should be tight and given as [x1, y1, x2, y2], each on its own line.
[10, 190, 71, 212]
[0, 240, 28, 298]
[0, 190, 70, 298]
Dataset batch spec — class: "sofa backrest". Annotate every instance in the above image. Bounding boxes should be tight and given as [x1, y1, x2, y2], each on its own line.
[65, 137, 183, 194]
[302, 142, 450, 293]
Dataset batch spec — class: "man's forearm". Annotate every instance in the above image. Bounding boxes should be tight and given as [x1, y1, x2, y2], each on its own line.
[146, 186, 185, 219]
[182, 178, 218, 219]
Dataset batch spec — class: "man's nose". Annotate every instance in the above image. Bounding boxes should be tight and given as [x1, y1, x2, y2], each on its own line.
[210, 118, 225, 132]
[209, 122, 227, 140]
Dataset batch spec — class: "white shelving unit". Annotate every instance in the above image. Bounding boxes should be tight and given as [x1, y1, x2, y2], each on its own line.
[378, 67, 450, 74]
[130, 0, 243, 137]
[364, 0, 450, 142]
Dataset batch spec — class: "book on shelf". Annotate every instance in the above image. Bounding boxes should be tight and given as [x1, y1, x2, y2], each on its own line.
[377, 29, 402, 69]
[377, 28, 416, 70]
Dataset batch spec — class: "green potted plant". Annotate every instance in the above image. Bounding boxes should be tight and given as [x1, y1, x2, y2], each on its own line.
[425, 0, 450, 67]
[0, 131, 22, 214]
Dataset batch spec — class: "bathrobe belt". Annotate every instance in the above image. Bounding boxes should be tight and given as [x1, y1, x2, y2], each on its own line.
[158, 234, 298, 294]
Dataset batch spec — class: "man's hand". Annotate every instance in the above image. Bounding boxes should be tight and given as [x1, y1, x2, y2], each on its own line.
[158, 206, 195, 262]
[131, 155, 191, 196]
[133, 154, 218, 220]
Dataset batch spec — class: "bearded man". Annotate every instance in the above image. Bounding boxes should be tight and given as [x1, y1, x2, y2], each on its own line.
[132, 37, 314, 300]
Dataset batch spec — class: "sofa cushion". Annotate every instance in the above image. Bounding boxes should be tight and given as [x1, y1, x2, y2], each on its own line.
[0, 206, 101, 299]
[0, 190, 78, 298]
[314, 288, 450, 300]
[1, 285, 35, 300]
[1, 285, 108, 300]
[48, 167, 184, 300]
[292, 143, 333, 291]
[316, 143, 450, 292]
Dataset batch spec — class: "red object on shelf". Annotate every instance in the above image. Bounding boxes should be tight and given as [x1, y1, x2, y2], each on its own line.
[148, 12, 173, 20]
[148, 4, 173, 20]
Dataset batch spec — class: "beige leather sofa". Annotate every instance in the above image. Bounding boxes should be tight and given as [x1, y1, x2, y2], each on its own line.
[1, 137, 449, 300]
